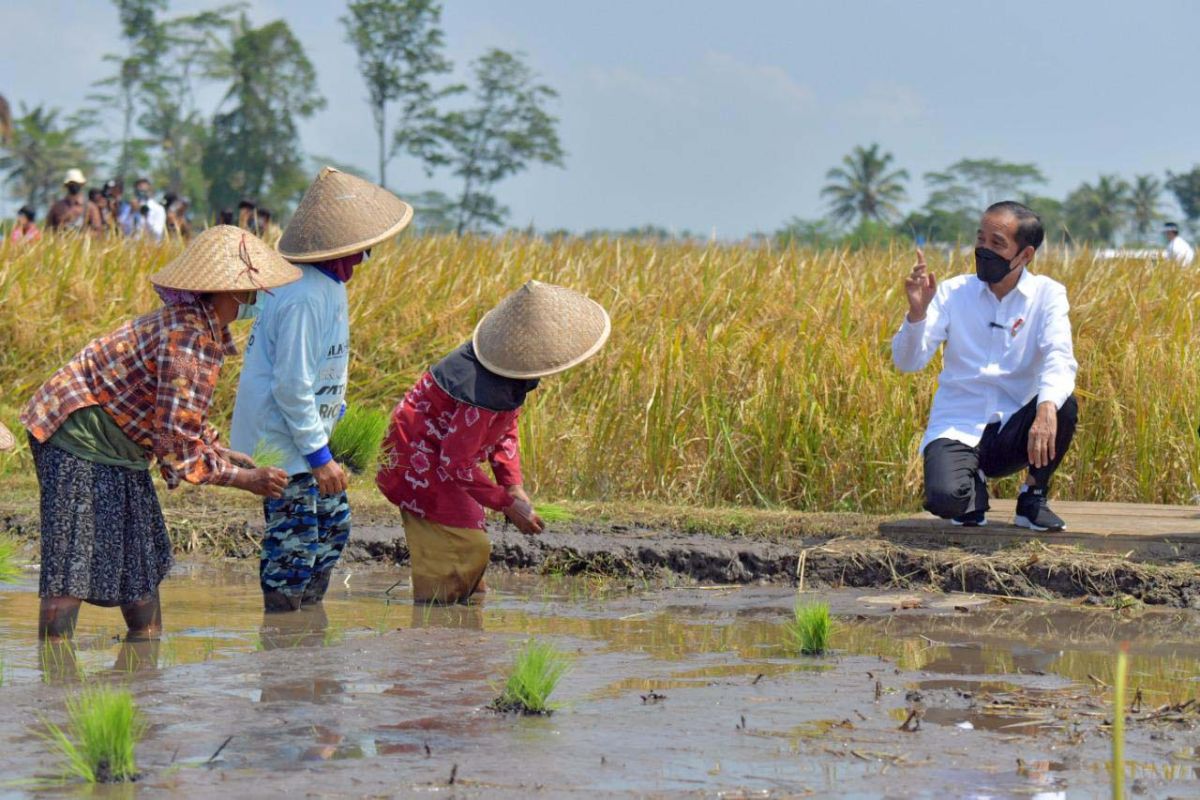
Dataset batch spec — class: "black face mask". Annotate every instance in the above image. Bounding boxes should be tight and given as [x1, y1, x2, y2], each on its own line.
[975, 247, 1021, 284]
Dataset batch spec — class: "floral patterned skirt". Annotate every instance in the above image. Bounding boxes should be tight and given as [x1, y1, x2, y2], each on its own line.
[30, 435, 173, 606]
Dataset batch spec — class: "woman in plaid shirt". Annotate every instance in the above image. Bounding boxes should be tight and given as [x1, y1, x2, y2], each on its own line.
[21, 226, 298, 640]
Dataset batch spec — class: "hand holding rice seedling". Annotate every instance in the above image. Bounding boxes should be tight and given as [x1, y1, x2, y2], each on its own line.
[491, 639, 572, 715]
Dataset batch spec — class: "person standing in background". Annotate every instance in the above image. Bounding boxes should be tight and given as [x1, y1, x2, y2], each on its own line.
[1163, 222, 1194, 266]
[10, 206, 42, 244]
[130, 177, 166, 241]
[45, 169, 89, 232]
[104, 179, 134, 236]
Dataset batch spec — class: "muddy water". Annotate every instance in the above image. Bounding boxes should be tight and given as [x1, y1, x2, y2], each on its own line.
[0, 561, 1198, 798]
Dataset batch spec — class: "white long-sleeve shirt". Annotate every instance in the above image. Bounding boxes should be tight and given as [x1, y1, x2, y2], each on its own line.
[1166, 235, 1195, 266]
[131, 199, 166, 241]
[891, 270, 1078, 452]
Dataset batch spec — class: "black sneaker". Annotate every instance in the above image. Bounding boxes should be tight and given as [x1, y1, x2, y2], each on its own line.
[951, 510, 987, 527]
[1014, 489, 1065, 532]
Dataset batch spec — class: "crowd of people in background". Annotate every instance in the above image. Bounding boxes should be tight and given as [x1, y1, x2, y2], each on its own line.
[7, 167, 279, 247]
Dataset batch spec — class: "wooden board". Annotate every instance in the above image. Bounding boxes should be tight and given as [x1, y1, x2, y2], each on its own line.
[878, 500, 1200, 560]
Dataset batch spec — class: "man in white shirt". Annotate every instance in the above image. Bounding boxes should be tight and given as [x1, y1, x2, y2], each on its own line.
[892, 201, 1079, 532]
[1163, 222, 1194, 266]
[130, 177, 166, 242]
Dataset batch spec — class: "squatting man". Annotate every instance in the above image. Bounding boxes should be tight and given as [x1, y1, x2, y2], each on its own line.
[892, 201, 1079, 532]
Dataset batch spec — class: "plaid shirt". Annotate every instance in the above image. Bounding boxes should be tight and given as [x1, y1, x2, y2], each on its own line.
[22, 302, 240, 489]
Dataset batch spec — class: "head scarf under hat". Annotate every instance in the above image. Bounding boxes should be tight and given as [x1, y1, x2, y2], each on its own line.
[430, 342, 539, 413]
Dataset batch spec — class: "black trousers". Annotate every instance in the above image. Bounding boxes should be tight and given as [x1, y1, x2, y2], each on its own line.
[923, 395, 1078, 519]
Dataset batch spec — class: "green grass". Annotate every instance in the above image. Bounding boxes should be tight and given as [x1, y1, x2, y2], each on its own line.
[787, 600, 832, 655]
[43, 685, 146, 783]
[250, 439, 286, 469]
[534, 503, 575, 523]
[491, 639, 572, 715]
[329, 407, 389, 475]
[0, 536, 22, 584]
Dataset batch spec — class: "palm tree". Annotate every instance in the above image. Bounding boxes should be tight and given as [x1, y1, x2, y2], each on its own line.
[1064, 174, 1130, 245]
[821, 143, 909, 226]
[1127, 174, 1162, 241]
[0, 104, 94, 210]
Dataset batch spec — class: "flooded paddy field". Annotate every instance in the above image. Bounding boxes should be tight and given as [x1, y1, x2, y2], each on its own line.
[1, 561, 1199, 798]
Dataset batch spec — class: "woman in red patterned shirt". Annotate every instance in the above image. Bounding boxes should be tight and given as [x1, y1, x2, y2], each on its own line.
[20, 226, 298, 640]
[377, 281, 610, 604]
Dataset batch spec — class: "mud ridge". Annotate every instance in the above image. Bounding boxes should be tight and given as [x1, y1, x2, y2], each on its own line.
[347, 523, 1200, 609]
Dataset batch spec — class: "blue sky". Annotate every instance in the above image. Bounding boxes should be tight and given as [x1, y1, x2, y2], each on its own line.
[3, 0, 1197, 235]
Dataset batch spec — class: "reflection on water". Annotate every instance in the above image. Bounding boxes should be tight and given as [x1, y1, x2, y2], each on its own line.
[1, 563, 1198, 708]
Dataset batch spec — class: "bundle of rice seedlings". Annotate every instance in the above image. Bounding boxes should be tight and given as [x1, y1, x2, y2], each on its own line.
[250, 439, 287, 469]
[787, 600, 832, 656]
[329, 406, 389, 474]
[490, 639, 572, 715]
[44, 684, 146, 783]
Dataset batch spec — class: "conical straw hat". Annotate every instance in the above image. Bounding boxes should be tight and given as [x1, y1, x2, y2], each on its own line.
[151, 225, 302, 292]
[277, 167, 414, 262]
[473, 281, 611, 379]
[0, 421, 14, 452]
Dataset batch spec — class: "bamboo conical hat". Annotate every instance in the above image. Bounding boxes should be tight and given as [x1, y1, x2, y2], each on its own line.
[151, 225, 302, 292]
[0, 421, 14, 452]
[277, 167, 414, 262]
[473, 281, 611, 379]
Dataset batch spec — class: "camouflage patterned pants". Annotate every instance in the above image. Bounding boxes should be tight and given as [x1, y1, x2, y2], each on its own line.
[260, 474, 351, 606]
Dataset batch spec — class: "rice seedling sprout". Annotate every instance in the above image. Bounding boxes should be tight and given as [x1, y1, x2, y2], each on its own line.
[0, 536, 22, 584]
[788, 600, 832, 656]
[1112, 645, 1128, 800]
[534, 503, 575, 523]
[44, 684, 146, 783]
[491, 639, 572, 714]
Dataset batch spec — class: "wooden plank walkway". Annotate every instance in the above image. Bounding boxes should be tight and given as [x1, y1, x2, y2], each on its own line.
[878, 500, 1200, 560]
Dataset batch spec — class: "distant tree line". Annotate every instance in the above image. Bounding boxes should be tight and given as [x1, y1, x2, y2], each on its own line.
[777, 142, 1200, 248]
[0, 0, 563, 233]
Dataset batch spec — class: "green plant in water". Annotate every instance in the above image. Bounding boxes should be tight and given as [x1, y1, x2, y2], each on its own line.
[1112, 645, 1128, 800]
[0, 536, 22, 584]
[329, 407, 389, 474]
[534, 503, 574, 523]
[44, 684, 146, 783]
[490, 639, 572, 715]
[788, 600, 832, 656]
[251, 439, 287, 469]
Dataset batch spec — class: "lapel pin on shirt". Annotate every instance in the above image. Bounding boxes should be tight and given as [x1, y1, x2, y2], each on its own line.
[1010, 318, 1025, 337]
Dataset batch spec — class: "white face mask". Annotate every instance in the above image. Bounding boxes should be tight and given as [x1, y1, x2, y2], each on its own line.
[235, 292, 260, 322]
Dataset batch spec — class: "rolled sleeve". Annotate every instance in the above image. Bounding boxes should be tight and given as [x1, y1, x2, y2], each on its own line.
[153, 327, 237, 487]
[1036, 286, 1078, 409]
[440, 405, 515, 512]
[891, 292, 948, 373]
[269, 300, 329, 458]
[488, 415, 523, 487]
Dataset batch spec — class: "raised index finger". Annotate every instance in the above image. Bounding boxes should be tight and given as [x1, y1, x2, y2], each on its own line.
[915, 247, 926, 268]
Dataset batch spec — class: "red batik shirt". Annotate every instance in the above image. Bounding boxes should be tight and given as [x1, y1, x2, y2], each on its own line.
[21, 302, 240, 488]
[376, 372, 522, 529]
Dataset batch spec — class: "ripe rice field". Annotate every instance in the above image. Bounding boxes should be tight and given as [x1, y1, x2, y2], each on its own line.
[1, 234, 1198, 513]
